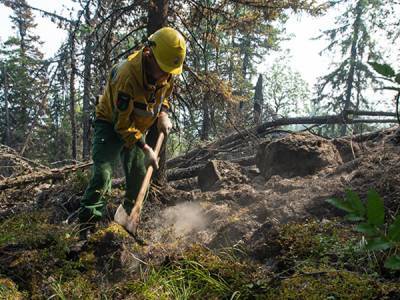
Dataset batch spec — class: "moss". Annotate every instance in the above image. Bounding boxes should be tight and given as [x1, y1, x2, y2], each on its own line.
[279, 220, 351, 258]
[79, 250, 96, 269]
[265, 264, 400, 299]
[0, 211, 58, 248]
[0, 278, 27, 299]
[261, 219, 400, 298]
[276, 219, 381, 274]
[88, 222, 130, 243]
[0, 209, 86, 297]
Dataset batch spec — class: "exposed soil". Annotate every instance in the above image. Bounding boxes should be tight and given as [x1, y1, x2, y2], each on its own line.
[1, 127, 400, 298]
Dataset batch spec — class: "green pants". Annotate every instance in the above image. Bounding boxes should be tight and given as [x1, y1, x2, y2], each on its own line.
[79, 120, 147, 223]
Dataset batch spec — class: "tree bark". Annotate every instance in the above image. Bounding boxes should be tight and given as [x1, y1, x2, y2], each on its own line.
[341, 0, 362, 135]
[82, 16, 93, 160]
[147, 0, 169, 35]
[239, 37, 251, 111]
[3, 64, 10, 146]
[69, 29, 77, 161]
[254, 74, 263, 124]
[201, 94, 211, 140]
[146, 0, 169, 186]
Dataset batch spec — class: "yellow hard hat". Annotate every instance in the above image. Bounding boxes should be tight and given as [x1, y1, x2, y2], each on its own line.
[148, 27, 186, 75]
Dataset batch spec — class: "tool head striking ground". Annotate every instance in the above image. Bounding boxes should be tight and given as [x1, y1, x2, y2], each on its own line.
[114, 204, 140, 235]
[114, 204, 129, 228]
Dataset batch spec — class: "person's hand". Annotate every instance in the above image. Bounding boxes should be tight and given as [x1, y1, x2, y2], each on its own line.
[142, 144, 159, 169]
[157, 112, 172, 135]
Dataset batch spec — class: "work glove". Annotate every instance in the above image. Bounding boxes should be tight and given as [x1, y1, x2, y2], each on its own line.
[143, 144, 159, 169]
[157, 112, 172, 135]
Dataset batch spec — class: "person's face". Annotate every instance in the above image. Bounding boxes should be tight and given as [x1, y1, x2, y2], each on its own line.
[144, 48, 169, 83]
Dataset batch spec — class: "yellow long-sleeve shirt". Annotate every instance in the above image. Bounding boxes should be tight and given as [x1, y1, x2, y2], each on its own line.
[96, 49, 173, 148]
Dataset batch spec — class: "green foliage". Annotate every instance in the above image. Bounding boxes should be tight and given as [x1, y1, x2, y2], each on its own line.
[396, 74, 400, 85]
[368, 61, 400, 88]
[314, 0, 388, 123]
[366, 190, 385, 226]
[277, 219, 368, 270]
[368, 62, 396, 78]
[384, 255, 400, 270]
[0, 211, 55, 247]
[327, 190, 400, 270]
[0, 1, 48, 153]
[262, 55, 311, 119]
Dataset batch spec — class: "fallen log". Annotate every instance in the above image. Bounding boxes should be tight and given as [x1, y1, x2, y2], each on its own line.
[0, 162, 93, 191]
[167, 155, 256, 181]
[166, 112, 397, 169]
[167, 164, 204, 181]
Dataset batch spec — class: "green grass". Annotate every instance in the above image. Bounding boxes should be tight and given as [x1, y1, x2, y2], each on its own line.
[123, 245, 267, 300]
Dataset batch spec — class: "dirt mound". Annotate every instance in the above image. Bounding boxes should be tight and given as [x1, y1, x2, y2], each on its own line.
[256, 133, 342, 179]
[331, 137, 361, 162]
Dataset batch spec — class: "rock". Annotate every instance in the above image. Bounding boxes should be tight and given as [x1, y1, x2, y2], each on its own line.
[256, 133, 342, 179]
[197, 160, 249, 192]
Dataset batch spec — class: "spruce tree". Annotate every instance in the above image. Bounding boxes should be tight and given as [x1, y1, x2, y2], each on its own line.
[0, 0, 48, 153]
[314, 0, 386, 135]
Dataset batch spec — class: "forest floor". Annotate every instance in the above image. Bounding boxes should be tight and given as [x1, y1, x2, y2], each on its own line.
[1, 127, 400, 299]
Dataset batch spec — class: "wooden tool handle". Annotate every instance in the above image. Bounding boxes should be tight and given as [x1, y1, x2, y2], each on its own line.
[129, 132, 165, 218]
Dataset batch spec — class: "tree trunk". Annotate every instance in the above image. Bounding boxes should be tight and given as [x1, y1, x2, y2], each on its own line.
[239, 37, 251, 111]
[201, 35, 210, 141]
[254, 74, 263, 124]
[147, 0, 169, 35]
[146, 0, 169, 186]
[3, 64, 10, 146]
[201, 94, 211, 140]
[69, 30, 77, 161]
[82, 38, 93, 160]
[341, 0, 362, 136]
[225, 33, 235, 126]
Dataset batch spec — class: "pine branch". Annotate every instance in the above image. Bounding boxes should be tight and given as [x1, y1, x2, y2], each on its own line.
[1, 0, 76, 24]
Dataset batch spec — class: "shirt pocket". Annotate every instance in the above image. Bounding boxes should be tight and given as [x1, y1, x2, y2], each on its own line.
[131, 98, 156, 130]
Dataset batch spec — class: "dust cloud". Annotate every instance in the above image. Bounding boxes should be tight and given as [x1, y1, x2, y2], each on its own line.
[160, 202, 210, 237]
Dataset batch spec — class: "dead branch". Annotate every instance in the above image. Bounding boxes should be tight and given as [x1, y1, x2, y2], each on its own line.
[0, 162, 92, 191]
